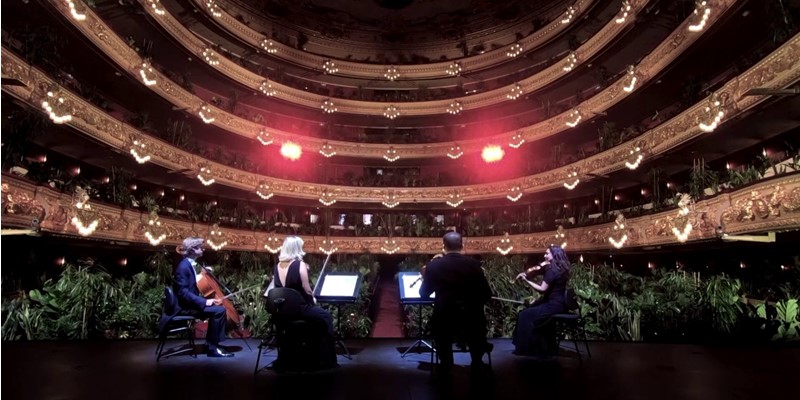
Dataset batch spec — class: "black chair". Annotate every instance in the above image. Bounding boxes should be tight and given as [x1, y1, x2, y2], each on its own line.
[255, 288, 328, 374]
[552, 288, 592, 364]
[155, 286, 196, 361]
[429, 303, 493, 370]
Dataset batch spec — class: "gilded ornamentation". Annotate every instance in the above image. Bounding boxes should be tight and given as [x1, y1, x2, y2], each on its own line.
[46, 0, 730, 159]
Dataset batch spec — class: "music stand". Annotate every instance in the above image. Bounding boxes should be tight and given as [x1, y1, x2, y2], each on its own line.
[398, 271, 435, 358]
[313, 271, 363, 360]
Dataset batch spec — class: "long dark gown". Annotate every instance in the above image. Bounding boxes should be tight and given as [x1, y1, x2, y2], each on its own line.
[512, 267, 569, 356]
[273, 260, 337, 368]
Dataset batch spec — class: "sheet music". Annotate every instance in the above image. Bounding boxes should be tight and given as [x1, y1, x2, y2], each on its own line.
[401, 273, 435, 299]
[319, 275, 359, 297]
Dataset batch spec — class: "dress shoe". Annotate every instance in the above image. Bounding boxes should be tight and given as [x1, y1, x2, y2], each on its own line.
[207, 347, 234, 358]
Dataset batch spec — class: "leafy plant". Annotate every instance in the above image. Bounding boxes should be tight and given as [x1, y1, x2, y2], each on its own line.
[757, 299, 800, 341]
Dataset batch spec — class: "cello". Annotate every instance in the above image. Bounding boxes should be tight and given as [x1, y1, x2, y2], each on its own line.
[196, 264, 252, 339]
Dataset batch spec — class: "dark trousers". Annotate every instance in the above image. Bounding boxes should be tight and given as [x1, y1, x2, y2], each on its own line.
[181, 305, 227, 350]
[432, 306, 488, 365]
[512, 301, 564, 356]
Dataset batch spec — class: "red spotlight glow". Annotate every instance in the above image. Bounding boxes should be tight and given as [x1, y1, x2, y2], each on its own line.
[280, 141, 302, 161]
[481, 145, 504, 163]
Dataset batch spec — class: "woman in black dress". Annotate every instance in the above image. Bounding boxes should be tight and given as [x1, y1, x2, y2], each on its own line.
[267, 236, 337, 368]
[512, 245, 571, 356]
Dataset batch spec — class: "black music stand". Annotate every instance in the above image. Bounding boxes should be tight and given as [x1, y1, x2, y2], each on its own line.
[313, 271, 363, 360]
[398, 271, 435, 358]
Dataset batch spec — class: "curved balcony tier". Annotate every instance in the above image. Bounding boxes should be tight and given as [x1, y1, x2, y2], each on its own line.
[4, 33, 798, 204]
[3, 172, 799, 253]
[185, 0, 602, 79]
[45, 0, 735, 159]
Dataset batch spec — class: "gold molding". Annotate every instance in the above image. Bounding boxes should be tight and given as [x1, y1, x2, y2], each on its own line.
[2, 32, 799, 204]
[42, 0, 733, 161]
[192, 0, 600, 79]
[4, 173, 799, 254]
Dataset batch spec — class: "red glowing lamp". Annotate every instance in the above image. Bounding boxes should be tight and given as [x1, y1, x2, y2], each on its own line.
[280, 141, 302, 160]
[481, 145, 505, 163]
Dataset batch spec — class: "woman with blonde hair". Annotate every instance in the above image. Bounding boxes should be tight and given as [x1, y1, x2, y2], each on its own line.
[267, 236, 337, 368]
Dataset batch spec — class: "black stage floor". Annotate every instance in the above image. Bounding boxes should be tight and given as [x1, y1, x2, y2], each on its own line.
[2, 338, 798, 400]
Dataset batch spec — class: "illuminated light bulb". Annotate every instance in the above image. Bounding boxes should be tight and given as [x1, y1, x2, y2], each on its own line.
[264, 236, 282, 253]
[384, 66, 400, 81]
[381, 239, 401, 254]
[625, 147, 643, 170]
[506, 83, 523, 100]
[144, 213, 168, 246]
[556, 226, 567, 249]
[699, 94, 725, 132]
[260, 38, 277, 53]
[139, 61, 157, 86]
[672, 223, 693, 243]
[319, 239, 338, 255]
[280, 141, 302, 160]
[623, 65, 637, 92]
[509, 132, 525, 148]
[563, 171, 580, 190]
[321, 99, 337, 113]
[382, 193, 399, 208]
[41, 91, 73, 124]
[496, 234, 513, 255]
[608, 215, 628, 248]
[72, 216, 99, 236]
[206, 224, 228, 251]
[507, 186, 523, 202]
[197, 165, 215, 186]
[199, 105, 215, 123]
[563, 52, 578, 72]
[446, 193, 463, 208]
[130, 139, 151, 164]
[447, 144, 463, 159]
[445, 61, 462, 76]
[256, 181, 274, 200]
[506, 43, 523, 58]
[688, 1, 711, 32]
[319, 142, 336, 158]
[202, 48, 220, 66]
[205, 0, 222, 18]
[482, 145, 504, 163]
[147, 0, 166, 15]
[616, 0, 632, 24]
[259, 80, 276, 96]
[383, 105, 400, 120]
[384, 147, 399, 162]
[257, 129, 273, 145]
[566, 109, 582, 127]
[322, 59, 338, 74]
[319, 189, 336, 206]
[66, 0, 87, 21]
[447, 100, 463, 115]
[561, 5, 577, 24]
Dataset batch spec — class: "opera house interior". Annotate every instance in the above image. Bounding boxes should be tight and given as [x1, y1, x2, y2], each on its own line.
[1, 0, 799, 399]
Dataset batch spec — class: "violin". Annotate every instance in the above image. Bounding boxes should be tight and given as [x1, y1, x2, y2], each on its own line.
[410, 254, 441, 288]
[517, 261, 548, 281]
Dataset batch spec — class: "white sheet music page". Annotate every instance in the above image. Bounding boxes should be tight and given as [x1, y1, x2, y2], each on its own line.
[319, 275, 359, 297]
[401, 273, 435, 299]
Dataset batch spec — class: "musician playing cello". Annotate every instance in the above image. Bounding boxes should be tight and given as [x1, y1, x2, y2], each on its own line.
[174, 237, 233, 357]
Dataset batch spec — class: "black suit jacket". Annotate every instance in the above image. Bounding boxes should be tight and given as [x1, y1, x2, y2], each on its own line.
[174, 258, 207, 311]
[419, 252, 492, 312]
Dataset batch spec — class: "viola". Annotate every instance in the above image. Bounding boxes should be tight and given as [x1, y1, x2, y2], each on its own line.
[518, 261, 548, 281]
[196, 265, 251, 338]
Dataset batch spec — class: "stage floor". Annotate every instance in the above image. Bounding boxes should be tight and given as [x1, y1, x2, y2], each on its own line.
[2, 338, 797, 400]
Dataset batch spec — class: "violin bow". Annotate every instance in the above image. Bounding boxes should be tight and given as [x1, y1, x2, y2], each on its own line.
[312, 253, 332, 303]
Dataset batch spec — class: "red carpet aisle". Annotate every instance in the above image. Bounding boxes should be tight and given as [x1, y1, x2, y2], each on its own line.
[369, 276, 405, 338]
